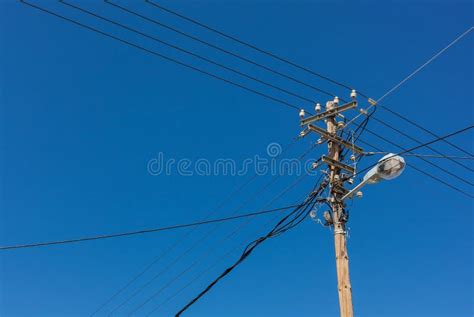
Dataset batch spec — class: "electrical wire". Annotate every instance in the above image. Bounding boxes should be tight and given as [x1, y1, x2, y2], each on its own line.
[369, 116, 474, 171]
[145, 0, 355, 92]
[25, 2, 461, 193]
[145, 178, 323, 316]
[105, 0, 337, 99]
[346, 125, 474, 199]
[20, 0, 301, 112]
[376, 26, 474, 103]
[174, 179, 328, 316]
[18, 5, 473, 314]
[356, 137, 474, 199]
[123, 146, 320, 315]
[0, 204, 301, 251]
[379, 104, 474, 157]
[112, 173, 283, 316]
[362, 126, 473, 186]
[90, 138, 298, 316]
[146, 0, 471, 157]
[61, 0, 317, 105]
[91, 140, 298, 316]
[365, 152, 474, 160]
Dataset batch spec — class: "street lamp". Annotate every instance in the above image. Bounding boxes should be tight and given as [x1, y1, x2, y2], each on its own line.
[342, 153, 406, 200]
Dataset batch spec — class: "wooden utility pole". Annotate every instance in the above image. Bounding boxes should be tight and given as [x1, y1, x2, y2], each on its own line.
[326, 100, 354, 317]
[300, 94, 360, 317]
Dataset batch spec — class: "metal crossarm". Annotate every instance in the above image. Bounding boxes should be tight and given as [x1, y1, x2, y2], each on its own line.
[322, 155, 355, 174]
[308, 124, 364, 154]
[300, 101, 357, 126]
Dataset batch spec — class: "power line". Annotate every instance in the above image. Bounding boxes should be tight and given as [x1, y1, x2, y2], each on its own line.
[349, 125, 474, 198]
[375, 25, 474, 158]
[16, 2, 472, 314]
[376, 26, 474, 103]
[20, 0, 300, 112]
[148, 0, 472, 159]
[369, 116, 474, 172]
[357, 137, 474, 199]
[0, 204, 301, 251]
[104, 0, 338, 99]
[61, 0, 317, 105]
[146, 1, 473, 182]
[174, 180, 328, 316]
[342, 26, 474, 158]
[309, 105, 472, 192]
[379, 104, 474, 157]
[20, 3, 338, 312]
[90, 139, 298, 316]
[366, 152, 474, 160]
[22, 1, 470, 196]
[145, 0, 355, 92]
[362, 126, 473, 187]
[22, 0, 471, 258]
[122, 147, 318, 315]
[32, 0, 468, 183]
[111, 174, 284, 315]
[64, 1, 473, 188]
[146, 177, 322, 316]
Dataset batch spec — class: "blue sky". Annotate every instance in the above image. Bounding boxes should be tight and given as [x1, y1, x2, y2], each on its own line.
[1, 0, 473, 316]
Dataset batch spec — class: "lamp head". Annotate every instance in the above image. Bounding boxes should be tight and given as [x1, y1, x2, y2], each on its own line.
[363, 153, 405, 184]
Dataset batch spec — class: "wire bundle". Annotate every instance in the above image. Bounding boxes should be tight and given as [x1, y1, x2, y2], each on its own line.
[175, 178, 328, 316]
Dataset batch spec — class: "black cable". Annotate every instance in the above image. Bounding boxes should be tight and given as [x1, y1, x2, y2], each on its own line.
[174, 181, 327, 316]
[362, 127, 473, 187]
[146, 0, 470, 162]
[19, 6, 472, 313]
[348, 125, 474, 198]
[89, 137, 298, 316]
[356, 137, 474, 199]
[365, 124, 474, 186]
[147, 182, 323, 315]
[379, 104, 474, 157]
[21, 0, 470, 204]
[20, 0, 300, 112]
[352, 124, 474, 178]
[114, 173, 284, 316]
[61, 0, 317, 105]
[32, 0, 463, 185]
[367, 153, 474, 160]
[105, 0, 337, 99]
[0, 204, 304, 251]
[370, 115, 474, 172]
[145, 0, 355, 93]
[125, 147, 319, 315]
[337, 114, 474, 197]
[175, 200, 316, 317]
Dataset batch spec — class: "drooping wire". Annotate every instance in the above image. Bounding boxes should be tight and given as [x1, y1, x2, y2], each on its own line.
[24, 1, 469, 196]
[362, 127, 473, 186]
[124, 144, 321, 315]
[144, 0, 355, 92]
[174, 179, 328, 316]
[92, 139, 299, 316]
[369, 115, 474, 172]
[146, 0, 471, 157]
[20, 0, 301, 112]
[61, 0, 318, 105]
[345, 125, 474, 198]
[356, 137, 474, 199]
[147, 183, 322, 316]
[105, 0, 338, 99]
[0, 204, 301, 251]
[365, 152, 474, 160]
